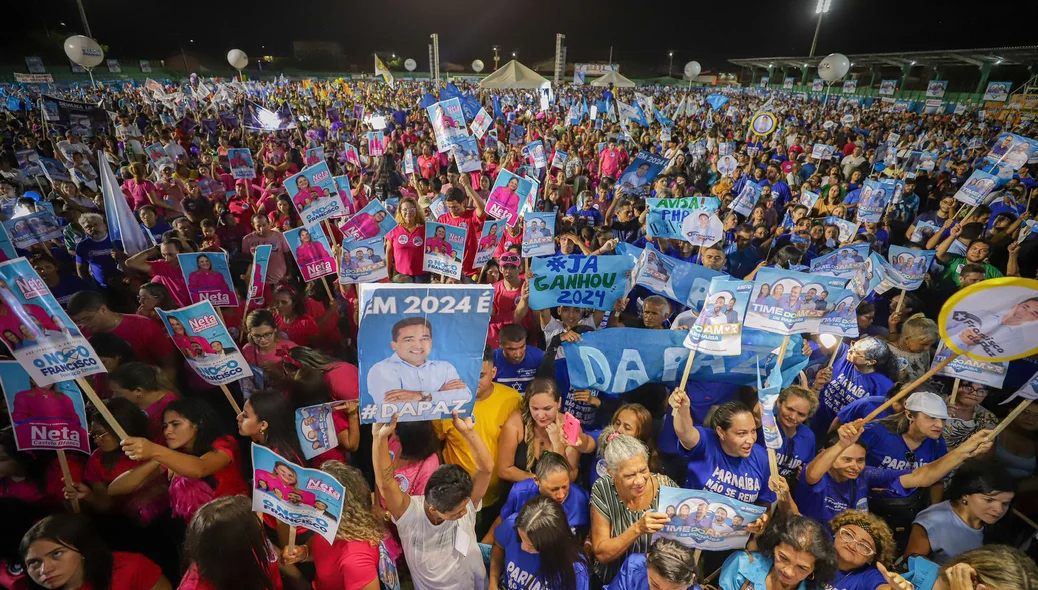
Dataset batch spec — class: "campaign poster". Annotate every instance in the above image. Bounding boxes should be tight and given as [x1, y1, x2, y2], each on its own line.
[811, 79, 824, 92]
[744, 268, 850, 336]
[39, 158, 70, 185]
[887, 245, 935, 291]
[551, 150, 568, 170]
[986, 133, 1038, 171]
[939, 278, 1038, 362]
[953, 169, 1000, 207]
[759, 77, 770, 88]
[452, 135, 482, 174]
[15, 150, 43, 178]
[926, 80, 948, 98]
[0, 361, 89, 454]
[879, 80, 897, 96]
[811, 144, 835, 160]
[357, 284, 492, 423]
[2, 211, 63, 249]
[782, 77, 794, 90]
[624, 243, 721, 309]
[809, 244, 869, 278]
[681, 210, 723, 248]
[470, 107, 492, 139]
[285, 226, 336, 282]
[474, 219, 507, 269]
[295, 402, 340, 460]
[646, 196, 722, 240]
[983, 81, 1012, 102]
[329, 176, 355, 217]
[654, 487, 767, 551]
[0, 259, 104, 385]
[285, 162, 347, 226]
[842, 79, 857, 94]
[338, 200, 397, 242]
[716, 155, 739, 176]
[343, 144, 361, 167]
[826, 216, 858, 243]
[932, 343, 1008, 390]
[423, 222, 467, 280]
[486, 169, 536, 226]
[683, 277, 751, 356]
[818, 291, 861, 338]
[402, 149, 415, 175]
[427, 98, 466, 152]
[529, 255, 633, 311]
[367, 132, 386, 157]
[799, 189, 821, 211]
[252, 444, 344, 544]
[522, 212, 556, 258]
[339, 237, 389, 285]
[854, 178, 895, 224]
[139, 60, 152, 72]
[728, 181, 762, 217]
[227, 148, 256, 179]
[245, 245, 271, 308]
[617, 151, 669, 197]
[524, 141, 547, 169]
[305, 147, 325, 167]
[157, 301, 252, 386]
[179, 252, 238, 307]
[0, 227, 15, 262]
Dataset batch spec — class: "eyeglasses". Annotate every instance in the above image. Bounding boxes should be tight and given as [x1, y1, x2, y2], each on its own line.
[838, 528, 876, 556]
[251, 330, 276, 341]
[90, 430, 110, 440]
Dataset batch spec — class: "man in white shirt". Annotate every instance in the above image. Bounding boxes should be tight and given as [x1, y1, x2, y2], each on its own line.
[56, 131, 91, 163]
[115, 114, 144, 159]
[161, 132, 187, 162]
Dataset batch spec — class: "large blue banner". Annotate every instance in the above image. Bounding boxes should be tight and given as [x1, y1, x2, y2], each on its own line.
[617, 151, 669, 196]
[561, 328, 807, 394]
[646, 196, 721, 240]
[529, 255, 633, 311]
[630, 243, 723, 309]
[357, 285, 492, 423]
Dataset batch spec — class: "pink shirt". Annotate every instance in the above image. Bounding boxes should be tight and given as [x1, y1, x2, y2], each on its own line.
[148, 260, 190, 307]
[325, 362, 360, 401]
[600, 148, 621, 178]
[385, 225, 425, 276]
[311, 537, 379, 590]
[187, 270, 232, 304]
[123, 178, 159, 210]
[242, 231, 291, 284]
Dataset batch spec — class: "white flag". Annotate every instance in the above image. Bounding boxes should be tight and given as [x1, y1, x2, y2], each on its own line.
[98, 151, 150, 256]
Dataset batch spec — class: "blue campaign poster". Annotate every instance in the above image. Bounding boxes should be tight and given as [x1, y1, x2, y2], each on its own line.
[295, 402, 339, 460]
[0, 361, 90, 454]
[728, 181, 763, 217]
[809, 244, 869, 278]
[285, 161, 348, 226]
[855, 179, 895, 223]
[452, 135, 482, 174]
[338, 200, 398, 242]
[522, 212, 556, 258]
[744, 268, 850, 336]
[2, 211, 62, 250]
[631, 243, 722, 309]
[683, 277, 752, 356]
[0, 226, 15, 261]
[427, 98, 466, 153]
[887, 245, 935, 291]
[645, 196, 721, 240]
[157, 301, 252, 386]
[654, 487, 766, 550]
[251, 444, 345, 544]
[227, 148, 255, 179]
[616, 151, 669, 196]
[284, 226, 336, 282]
[529, 255, 633, 311]
[0, 259, 103, 385]
[985, 133, 1038, 171]
[952, 169, 999, 207]
[357, 284, 492, 423]
[339, 237, 389, 285]
[423, 222, 467, 280]
[179, 252, 238, 307]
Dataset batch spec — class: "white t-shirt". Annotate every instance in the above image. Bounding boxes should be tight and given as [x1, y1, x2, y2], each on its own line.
[543, 316, 597, 359]
[394, 496, 486, 590]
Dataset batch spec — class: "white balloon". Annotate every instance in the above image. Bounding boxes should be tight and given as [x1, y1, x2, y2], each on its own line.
[683, 61, 701, 80]
[817, 53, 850, 82]
[63, 35, 104, 68]
[472, 59, 485, 73]
[227, 49, 248, 70]
[404, 58, 417, 72]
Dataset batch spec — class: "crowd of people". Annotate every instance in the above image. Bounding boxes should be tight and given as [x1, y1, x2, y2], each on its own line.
[0, 69, 1037, 590]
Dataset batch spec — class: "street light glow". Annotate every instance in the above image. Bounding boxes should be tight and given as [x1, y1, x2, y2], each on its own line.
[815, 0, 832, 13]
[669, 52, 673, 57]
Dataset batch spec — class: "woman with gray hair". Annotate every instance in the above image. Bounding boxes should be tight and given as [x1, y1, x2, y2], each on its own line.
[607, 537, 699, 589]
[589, 427, 678, 587]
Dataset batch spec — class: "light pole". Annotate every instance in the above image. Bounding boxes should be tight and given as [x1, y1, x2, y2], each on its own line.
[810, 0, 832, 58]
[493, 46, 500, 70]
[668, 51, 674, 77]
[75, 0, 92, 38]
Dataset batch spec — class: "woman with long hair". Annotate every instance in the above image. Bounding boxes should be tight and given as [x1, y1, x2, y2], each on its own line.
[21, 513, 170, 590]
[269, 284, 319, 348]
[490, 495, 588, 590]
[769, 386, 819, 483]
[719, 513, 838, 590]
[242, 309, 298, 379]
[282, 462, 383, 590]
[236, 390, 305, 464]
[267, 194, 300, 232]
[109, 362, 179, 444]
[136, 283, 176, 325]
[282, 346, 359, 403]
[278, 352, 359, 467]
[125, 235, 192, 307]
[179, 496, 282, 590]
[385, 196, 429, 282]
[609, 537, 698, 590]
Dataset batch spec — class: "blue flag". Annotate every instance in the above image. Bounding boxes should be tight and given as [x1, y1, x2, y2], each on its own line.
[627, 243, 724, 309]
[654, 105, 674, 127]
[441, 82, 463, 102]
[420, 93, 438, 109]
[580, 99, 590, 118]
[460, 93, 481, 124]
[493, 94, 503, 120]
[706, 93, 730, 111]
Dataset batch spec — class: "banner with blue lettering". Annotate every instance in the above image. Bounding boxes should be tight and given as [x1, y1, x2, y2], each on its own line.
[285, 162, 347, 226]
[295, 402, 340, 460]
[745, 268, 850, 335]
[952, 169, 1000, 207]
[227, 148, 255, 179]
[522, 212, 556, 258]
[338, 200, 397, 242]
[654, 487, 766, 550]
[933, 343, 1008, 389]
[809, 244, 869, 278]
[452, 135, 482, 174]
[423, 222, 467, 280]
[0, 259, 104, 385]
[683, 277, 752, 356]
[474, 219, 507, 269]
[251, 444, 344, 544]
[157, 301, 252, 386]
[855, 179, 895, 223]
[357, 284, 492, 423]
[729, 181, 763, 217]
[427, 98, 466, 153]
[2, 211, 62, 250]
[339, 237, 388, 284]
[646, 196, 721, 240]
[245, 245, 271, 308]
[887, 245, 935, 291]
[617, 151, 669, 197]
[561, 327, 806, 394]
[285, 226, 336, 282]
[179, 252, 238, 307]
[985, 133, 1038, 171]
[757, 359, 783, 451]
[0, 361, 89, 454]
[530, 255, 633, 311]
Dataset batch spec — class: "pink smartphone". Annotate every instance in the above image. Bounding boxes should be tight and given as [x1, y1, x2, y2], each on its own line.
[562, 412, 581, 446]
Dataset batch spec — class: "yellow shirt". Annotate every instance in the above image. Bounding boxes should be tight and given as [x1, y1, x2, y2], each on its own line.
[434, 382, 522, 507]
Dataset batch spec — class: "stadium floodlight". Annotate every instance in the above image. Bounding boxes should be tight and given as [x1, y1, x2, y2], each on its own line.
[810, 0, 833, 56]
[815, 0, 832, 13]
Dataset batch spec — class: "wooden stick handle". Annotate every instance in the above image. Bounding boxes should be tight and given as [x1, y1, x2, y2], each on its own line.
[827, 339, 843, 369]
[57, 450, 80, 513]
[861, 352, 959, 424]
[321, 275, 335, 300]
[949, 378, 961, 407]
[1013, 507, 1038, 531]
[76, 378, 128, 440]
[986, 399, 1034, 441]
[775, 335, 791, 369]
[286, 525, 297, 554]
[894, 289, 907, 315]
[678, 348, 697, 392]
[767, 448, 780, 479]
[220, 384, 243, 415]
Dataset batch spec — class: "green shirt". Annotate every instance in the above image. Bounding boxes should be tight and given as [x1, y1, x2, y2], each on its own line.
[939, 255, 1002, 286]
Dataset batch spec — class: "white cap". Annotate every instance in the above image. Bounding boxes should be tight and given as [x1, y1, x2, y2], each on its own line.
[905, 391, 949, 420]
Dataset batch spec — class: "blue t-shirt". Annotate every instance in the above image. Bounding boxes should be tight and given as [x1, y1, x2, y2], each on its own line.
[606, 553, 700, 590]
[795, 467, 908, 534]
[723, 243, 762, 280]
[74, 234, 120, 288]
[49, 272, 91, 306]
[829, 566, 888, 590]
[835, 395, 890, 425]
[493, 346, 545, 394]
[566, 206, 605, 227]
[860, 422, 947, 473]
[495, 514, 590, 590]
[499, 478, 590, 532]
[674, 426, 776, 504]
[555, 358, 605, 429]
[813, 352, 894, 438]
[141, 218, 171, 242]
[757, 423, 815, 479]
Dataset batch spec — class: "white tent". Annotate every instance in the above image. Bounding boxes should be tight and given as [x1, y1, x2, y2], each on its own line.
[479, 60, 550, 89]
[591, 69, 636, 88]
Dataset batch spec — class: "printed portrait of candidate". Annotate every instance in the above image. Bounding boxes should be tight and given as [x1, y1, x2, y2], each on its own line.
[366, 317, 472, 409]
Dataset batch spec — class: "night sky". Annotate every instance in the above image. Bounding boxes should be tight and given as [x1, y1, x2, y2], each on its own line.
[6, 0, 1038, 70]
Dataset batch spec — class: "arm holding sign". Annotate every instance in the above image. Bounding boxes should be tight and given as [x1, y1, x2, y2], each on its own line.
[899, 429, 993, 490]
[668, 388, 702, 450]
[120, 436, 232, 480]
[935, 224, 962, 263]
[373, 415, 410, 519]
[459, 173, 486, 218]
[454, 410, 494, 508]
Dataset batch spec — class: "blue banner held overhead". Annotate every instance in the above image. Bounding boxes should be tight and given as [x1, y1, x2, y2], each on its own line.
[529, 255, 634, 312]
[645, 196, 722, 240]
[706, 94, 729, 111]
[630, 243, 724, 309]
[420, 93, 438, 109]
